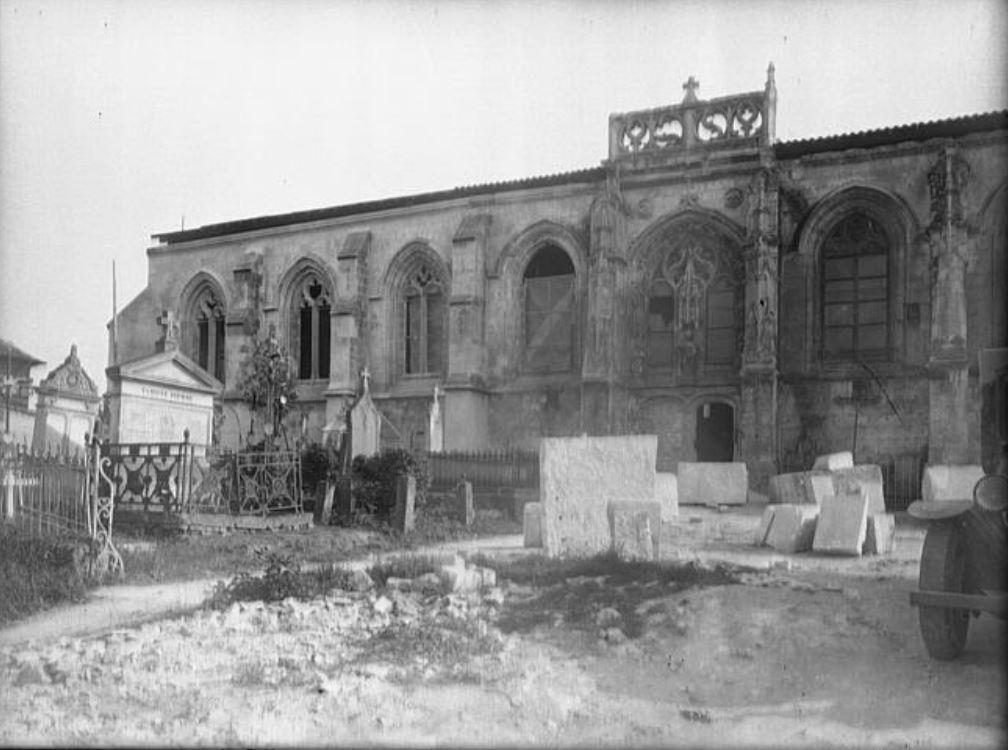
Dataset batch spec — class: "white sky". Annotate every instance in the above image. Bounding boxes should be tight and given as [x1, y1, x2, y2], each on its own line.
[1, 0, 1006, 392]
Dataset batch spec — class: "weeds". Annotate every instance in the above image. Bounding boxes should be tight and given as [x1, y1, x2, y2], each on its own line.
[0, 527, 94, 623]
[207, 549, 356, 608]
[367, 552, 447, 588]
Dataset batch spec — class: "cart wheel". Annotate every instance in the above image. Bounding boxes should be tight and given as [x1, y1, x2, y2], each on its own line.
[918, 522, 970, 660]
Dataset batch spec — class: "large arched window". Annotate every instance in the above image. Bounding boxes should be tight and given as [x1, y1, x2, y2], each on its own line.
[403, 264, 446, 375]
[523, 245, 576, 372]
[821, 213, 889, 360]
[183, 284, 226, 382]
[294, 274, 331, 380]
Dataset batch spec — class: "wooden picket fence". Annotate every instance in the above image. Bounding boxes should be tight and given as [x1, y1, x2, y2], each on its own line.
[428, 448, 539, 490]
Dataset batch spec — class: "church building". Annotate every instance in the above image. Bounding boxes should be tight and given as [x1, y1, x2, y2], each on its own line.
[109, 67, 1008, 489]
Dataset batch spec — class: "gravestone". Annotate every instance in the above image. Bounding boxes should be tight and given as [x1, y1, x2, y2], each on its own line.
[812, 491, 869, 556]
[105, 348, 222, 446]
[350, 368, 381, 458]
[607, 499, 661, 559]
[457, 479, 474, 526]
[654, 472, 679, 521]
[428, 385, 444, 453]
[677, 462, 748, 506]
[392, 474, 416, 534]
[313, 483, 335, 526]
[540, 434, 657, 558]
[921, 465, 985, 503]
[523, 502, 543, 547]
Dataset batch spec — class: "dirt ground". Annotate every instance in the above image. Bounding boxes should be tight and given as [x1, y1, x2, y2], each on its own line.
[1, 506, 1005, 748]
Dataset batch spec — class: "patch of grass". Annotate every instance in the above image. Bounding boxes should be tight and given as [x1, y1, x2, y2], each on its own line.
[208, 549, 356, 608]
[367, 552, 447, 587]
[471, 551, 751, 639]
[0, 527, 95, 624]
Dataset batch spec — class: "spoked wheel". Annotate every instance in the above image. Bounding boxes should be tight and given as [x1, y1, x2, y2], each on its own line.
[918, 521, 971, 660]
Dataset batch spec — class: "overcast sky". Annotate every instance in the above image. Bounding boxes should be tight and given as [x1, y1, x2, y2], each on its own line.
[1, 0, 1006, 392]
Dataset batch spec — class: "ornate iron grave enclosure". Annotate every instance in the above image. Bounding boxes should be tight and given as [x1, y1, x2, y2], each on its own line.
[225, 449, 303, 515]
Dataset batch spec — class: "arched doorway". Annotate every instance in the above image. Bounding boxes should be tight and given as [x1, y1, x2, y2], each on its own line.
[695, 401, 734, 462]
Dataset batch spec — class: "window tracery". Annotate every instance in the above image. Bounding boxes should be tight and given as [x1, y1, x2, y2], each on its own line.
[185, 286, 226, 381]
[402, 264, 446, 375]
[523, 245, 576, 373]
[295, 275, 331, 380]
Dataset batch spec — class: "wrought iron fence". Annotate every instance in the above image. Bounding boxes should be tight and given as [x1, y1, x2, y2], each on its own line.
[225, 449, 303, 515]
[428, 448, 539, 490]
[101, 440, 198, 516]
[1, 438, 122, 574]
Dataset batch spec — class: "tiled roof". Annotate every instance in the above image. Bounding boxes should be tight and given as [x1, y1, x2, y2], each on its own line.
[0, 338, 45, 366]
[153, 109, 1008, 246]
[775, 110, 1008, 159]
[153, 167, 605, 244]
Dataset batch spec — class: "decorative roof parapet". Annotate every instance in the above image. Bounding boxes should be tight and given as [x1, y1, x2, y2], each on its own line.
[37, 344, 99, 401]
[608, 64, 777, 163]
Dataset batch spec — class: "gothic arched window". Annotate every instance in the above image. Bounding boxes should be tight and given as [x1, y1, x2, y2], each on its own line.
[295, 275, 331, 380]
[185, 285, 226, 382]
[403, 265, 446, 375]
[523, 245, 576, 372]
[821, 213, 889, 360]
[646, 279, 674, 368]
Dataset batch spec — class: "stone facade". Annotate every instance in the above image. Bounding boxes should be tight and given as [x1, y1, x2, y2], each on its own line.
[110, 67, 1008, 487]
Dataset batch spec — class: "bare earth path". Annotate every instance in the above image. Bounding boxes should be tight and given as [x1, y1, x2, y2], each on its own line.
[1, 509, 1004, 748]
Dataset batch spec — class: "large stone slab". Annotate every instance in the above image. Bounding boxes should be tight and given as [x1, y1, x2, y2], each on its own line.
[863, 513, 896, 556]
[677, 462, 748, 506]
[540, 435, 657, 558]
[523, 502, 543, 548]
[754, 506, 776, 546]
[765, 504, 820, 553]
[830, 465, 886, 516]
[654, 472, 679, 521]
[607, 499, 661, 559]
[812, 491, 869, 556]
[921, 465, 985, 503]
[811, 451, 854, 471]
[768, 471, 835, 506]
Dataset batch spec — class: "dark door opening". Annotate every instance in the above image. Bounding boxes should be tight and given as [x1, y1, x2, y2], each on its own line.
[696, 402, 734, 462]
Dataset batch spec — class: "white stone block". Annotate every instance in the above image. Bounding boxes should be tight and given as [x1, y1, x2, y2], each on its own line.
[863, 513, 896, 556]
[677, 462, 748, 506]
[607, 499, 661, 559]
[654, 472, 679, 521]
[921, 465, 985, 504]
[812, 491, 869, 556]
[765, 504, 819, 553]
[540, 435, 657, 558]
[811, 451, 854, 471]
[523, 502, 543, 548]
[830, 465, 886, 516]
[768, 471, 834, 505]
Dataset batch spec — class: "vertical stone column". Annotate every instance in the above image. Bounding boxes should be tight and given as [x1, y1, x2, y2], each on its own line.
[326, 232, 370, 428]
[738, 169, 780, 489]
[582, 173, 628, 435]
[444, 214, 490, 449]
[926, 146, 975, 464]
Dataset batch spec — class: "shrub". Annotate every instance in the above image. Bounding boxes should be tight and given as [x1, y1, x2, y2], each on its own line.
[300, 442, 330, 499]
[208, 549, 355, 608]
[0, 528, 95, 623]
[351, 448, 430, 519]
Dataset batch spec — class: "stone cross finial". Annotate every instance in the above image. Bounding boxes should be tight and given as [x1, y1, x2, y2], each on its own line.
[360, 366, 371, 395]
[682, 75, 700, 103]
[157, 309, 180, 352]
[433, 384, 441, 402]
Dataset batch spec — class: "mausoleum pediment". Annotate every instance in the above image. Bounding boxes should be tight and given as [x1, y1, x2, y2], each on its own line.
[106, 350, 223, 394]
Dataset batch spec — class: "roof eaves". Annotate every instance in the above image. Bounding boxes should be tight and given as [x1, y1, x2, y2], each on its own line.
[153, 166, 604, 245]
[775, 110, 1008, 159]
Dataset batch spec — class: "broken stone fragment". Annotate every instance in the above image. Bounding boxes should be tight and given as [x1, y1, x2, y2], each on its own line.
[765, 504, 819, 553]
[372, 596, 393, 615]
[345, 568, 375, 592]
[595, 607, 623, 628]
[812, 491, 869, 556]
[862, 513, 896, 555]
